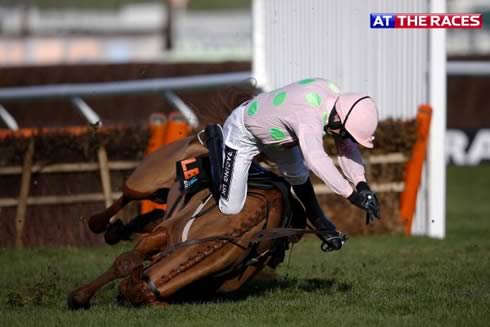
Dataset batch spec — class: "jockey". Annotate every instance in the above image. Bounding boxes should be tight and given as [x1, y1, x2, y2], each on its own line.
[218, 78, 381, 251]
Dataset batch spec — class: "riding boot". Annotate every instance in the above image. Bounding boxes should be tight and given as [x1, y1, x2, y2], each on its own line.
[204, 124, 224, 202]
[292, 178, 343, 250]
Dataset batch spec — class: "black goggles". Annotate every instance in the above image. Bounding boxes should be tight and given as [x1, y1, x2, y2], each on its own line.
[324, 96, 371, 144]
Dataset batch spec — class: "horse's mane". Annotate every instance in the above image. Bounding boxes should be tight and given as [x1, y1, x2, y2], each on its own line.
[197, 78, 260, 126]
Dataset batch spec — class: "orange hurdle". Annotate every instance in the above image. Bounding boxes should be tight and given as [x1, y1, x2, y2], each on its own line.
[0, 126, 91, 139]
[164, 112, 193, 144]
[144, 113, 168, 154]
[140, 113, 168, 215]
[140, 112, 192, 215]
[400, 105, 432, 235]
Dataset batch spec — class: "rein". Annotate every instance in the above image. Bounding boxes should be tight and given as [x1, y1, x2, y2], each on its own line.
[149, 187, 338, 271]
[152, 224, 346, 266]
[152, 181, 341, 266]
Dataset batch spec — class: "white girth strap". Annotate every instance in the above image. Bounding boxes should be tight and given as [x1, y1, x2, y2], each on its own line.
[182, 193, 213, 242]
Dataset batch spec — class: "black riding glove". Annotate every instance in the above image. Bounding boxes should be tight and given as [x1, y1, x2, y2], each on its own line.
[348, 182, 380, 225]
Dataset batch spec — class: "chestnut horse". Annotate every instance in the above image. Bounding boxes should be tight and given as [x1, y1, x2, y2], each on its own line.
[67, 135, 307, 309]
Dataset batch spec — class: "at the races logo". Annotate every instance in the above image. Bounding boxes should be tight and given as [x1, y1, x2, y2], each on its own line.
[446, 129, 490, 165]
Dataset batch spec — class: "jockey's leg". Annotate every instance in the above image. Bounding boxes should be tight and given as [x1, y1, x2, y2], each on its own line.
[218, 104, 259, 215]
[292, 179, 344, 250]
[263, 145, 342, 250]
[291, 178, 336, 231]
[218, 146, 253, 215]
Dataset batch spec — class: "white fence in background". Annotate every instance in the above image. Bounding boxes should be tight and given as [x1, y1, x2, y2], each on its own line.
[253, 0, 446, 239]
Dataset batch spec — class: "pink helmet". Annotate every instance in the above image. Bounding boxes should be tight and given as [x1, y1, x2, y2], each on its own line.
[334, 93, 379, 148]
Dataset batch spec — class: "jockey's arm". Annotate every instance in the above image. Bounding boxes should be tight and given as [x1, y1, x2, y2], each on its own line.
[333, 136, 381, 224]
[333, 136, 367, 186]
[293, 118, 354, 198]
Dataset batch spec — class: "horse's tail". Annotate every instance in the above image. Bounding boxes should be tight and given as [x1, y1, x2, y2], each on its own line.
[88, 195, 130, 234]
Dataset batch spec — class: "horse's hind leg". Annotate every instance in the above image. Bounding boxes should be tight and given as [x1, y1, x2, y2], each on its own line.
[67, 227, 169, 309]
[104, 208, 166, 245]
[88, 195, 131, 234]
[88, 184, 160, 234]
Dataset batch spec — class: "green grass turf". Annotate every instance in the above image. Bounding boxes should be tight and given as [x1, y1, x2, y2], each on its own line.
[0, 166, 489, 326]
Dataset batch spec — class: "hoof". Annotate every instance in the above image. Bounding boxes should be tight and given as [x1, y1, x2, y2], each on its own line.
[104, 219, 131, 245]
[67, 290, 91, 310]
[88, 215, 108, 234]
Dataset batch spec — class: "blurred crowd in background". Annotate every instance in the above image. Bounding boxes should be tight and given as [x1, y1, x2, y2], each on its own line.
[0, 0, 251, 65]
[0, 0, 488, 66]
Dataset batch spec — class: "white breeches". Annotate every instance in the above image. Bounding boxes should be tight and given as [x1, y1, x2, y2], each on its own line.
[218, 104, 309, 215]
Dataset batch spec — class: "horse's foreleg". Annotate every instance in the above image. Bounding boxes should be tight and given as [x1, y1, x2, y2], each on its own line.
[116, 227, 173, 307]
[67, 266, 115, 310]
[67, 227, 169, 309]
[67, 251, 145, 310]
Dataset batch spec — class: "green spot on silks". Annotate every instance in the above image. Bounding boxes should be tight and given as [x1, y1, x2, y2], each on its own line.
[247, 101, 258, 116]
[272, 92, 287, 106]
[306, 92, 322, 107]
[298, 78, 316, 85]
[270, 127, 286, 141]
[327, 80, 340, 94]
